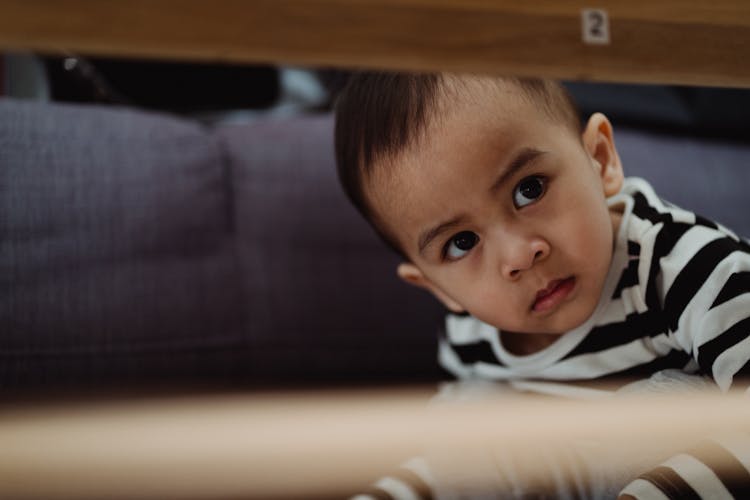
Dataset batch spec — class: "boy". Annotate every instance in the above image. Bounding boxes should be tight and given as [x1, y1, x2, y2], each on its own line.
[335, 72, 750, 499]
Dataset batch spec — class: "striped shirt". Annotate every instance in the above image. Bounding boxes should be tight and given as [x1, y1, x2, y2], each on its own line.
[353, 178, 750, 500]
[440, 177, 750, 395]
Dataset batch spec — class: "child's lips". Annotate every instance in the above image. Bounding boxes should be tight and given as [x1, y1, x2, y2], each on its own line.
[532, 277, 576, 313]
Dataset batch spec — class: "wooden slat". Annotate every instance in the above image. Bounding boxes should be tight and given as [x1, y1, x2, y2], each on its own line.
[0, 0, 748, 87]
[0, 387, 748, 499]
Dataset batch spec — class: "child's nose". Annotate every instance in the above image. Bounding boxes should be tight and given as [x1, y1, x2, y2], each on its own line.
[500, 237, 550, 281]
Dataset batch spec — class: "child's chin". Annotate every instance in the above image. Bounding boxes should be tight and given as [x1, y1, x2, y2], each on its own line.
[534, 304, 595, 334]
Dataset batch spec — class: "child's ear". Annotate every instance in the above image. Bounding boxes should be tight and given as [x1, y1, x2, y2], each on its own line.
[582, 112, 624, 197]
[397, 263, 465, 313]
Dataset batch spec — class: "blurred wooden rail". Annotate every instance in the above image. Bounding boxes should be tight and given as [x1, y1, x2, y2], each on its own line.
[0, 0, 748, 87]
[0, 388, 749, 499]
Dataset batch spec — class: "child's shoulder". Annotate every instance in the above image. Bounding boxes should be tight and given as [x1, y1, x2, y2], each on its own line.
[621, 176, 741, 241]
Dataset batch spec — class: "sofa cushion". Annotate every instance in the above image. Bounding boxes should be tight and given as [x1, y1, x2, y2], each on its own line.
[219, 116, 444, 382]
[0, 98, 244, 387]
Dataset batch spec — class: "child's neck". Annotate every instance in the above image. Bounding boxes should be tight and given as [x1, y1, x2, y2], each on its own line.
[500, 331, 561, 356]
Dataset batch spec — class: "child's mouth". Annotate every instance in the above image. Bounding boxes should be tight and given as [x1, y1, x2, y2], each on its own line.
[532, 277, 576, 313]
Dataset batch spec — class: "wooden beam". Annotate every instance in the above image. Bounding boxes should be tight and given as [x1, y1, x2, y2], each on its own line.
[0, 388, 749, 499]
[0, 0, 748, 87]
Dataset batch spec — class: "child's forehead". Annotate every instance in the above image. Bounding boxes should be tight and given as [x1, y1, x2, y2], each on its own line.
[367, 81, 547, 191]
[411, 83, 543, 163]
[365, 98, 531, 232]
[430, 79, 556, 146]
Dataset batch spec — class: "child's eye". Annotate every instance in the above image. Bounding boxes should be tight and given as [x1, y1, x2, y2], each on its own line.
[444, 231, 479, 260]
[513, 175, 547, 208]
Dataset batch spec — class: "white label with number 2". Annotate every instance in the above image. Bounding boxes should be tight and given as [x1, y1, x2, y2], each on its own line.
[582, 8, 610, 45]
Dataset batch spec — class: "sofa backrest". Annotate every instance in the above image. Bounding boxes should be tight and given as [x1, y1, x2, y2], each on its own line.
[0, 98, 443, 390]
[218, 116, 445, 384]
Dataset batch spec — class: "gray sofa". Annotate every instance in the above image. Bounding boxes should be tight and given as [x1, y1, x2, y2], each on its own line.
[2, 97, 749, 392]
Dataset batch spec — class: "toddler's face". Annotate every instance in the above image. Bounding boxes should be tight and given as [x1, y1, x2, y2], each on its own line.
[367, 82, 623, 336]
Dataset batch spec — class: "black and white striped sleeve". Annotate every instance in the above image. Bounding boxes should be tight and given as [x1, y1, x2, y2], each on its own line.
[619, 436, 750, 499]
[653, 224, 750, 392]
[349, 457, 435, 500]
[628, 181, 750, 393]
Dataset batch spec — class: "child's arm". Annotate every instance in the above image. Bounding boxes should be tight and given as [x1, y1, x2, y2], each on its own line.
[644, 212, 750, 392]
[349, 457, 434, 500]
[617, 435, 750, 499]
[668, 236, 750, 392]
[615, 227, 750, 499]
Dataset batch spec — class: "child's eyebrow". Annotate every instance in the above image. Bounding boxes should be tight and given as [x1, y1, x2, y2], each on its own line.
[488, 147, 546, 195]
[418, 216, 467, 256]
[417, 147, 545, 257]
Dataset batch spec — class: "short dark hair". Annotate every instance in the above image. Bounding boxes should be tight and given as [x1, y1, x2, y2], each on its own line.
[334, 71, 580, 256]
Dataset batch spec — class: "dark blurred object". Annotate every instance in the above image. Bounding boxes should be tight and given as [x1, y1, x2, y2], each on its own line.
[565, 81, 750, 142]
[43, 56, 279, 113]
[0, 54, 5, 95]
[316, 68, 352, 107]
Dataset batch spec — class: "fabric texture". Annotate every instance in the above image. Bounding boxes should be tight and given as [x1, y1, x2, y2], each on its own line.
[218, 116, 443, 381]
[0, 98, 443, 389]
[0, 99, 245, 387]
